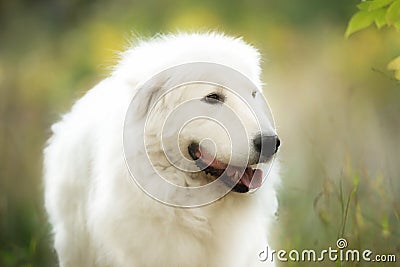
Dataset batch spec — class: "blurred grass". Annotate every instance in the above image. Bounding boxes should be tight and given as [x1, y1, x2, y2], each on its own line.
[269, 26, 400, 266]
[0, 0, 399, 266]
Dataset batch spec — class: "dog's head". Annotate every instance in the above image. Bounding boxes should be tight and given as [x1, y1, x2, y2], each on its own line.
[130, 65, 279, 195]
[122, 33, 279, 204]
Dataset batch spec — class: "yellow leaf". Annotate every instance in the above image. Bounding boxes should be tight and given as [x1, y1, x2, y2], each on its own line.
[387, 56, 400, 70]
[394, 70, 400, 80]
[387, 56, 400, 80]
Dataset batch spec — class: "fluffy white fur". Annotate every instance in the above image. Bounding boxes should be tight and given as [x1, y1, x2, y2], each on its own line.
[44, 32, 279, 267]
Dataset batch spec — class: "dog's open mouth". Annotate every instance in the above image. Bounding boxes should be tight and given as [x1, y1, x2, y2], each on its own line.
[188, 143, 263, 193]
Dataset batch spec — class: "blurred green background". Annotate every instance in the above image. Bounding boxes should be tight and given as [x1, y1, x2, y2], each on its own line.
[1, 0, 399, 266]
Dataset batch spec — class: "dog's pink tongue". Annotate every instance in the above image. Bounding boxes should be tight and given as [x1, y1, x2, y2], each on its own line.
[197, 147, 263, 190]
[227, 166, 263, 189]
[241, 168, 263, 189]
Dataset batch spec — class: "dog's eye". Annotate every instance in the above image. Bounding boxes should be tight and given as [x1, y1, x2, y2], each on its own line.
[203, 93, 224, 104]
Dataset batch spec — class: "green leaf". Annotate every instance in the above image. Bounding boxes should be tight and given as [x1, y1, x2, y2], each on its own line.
[355, 203, 365, 228]
[345, 10, 378, 37]
[368, 0, 394, 10]
[386, 0, 400, 25]
[357, 1, 373, 11]
[381, 216, 390, 237]
[353, 174, 360, 188]
[394, 19, 400, 29]
[375, 8, 388, 28]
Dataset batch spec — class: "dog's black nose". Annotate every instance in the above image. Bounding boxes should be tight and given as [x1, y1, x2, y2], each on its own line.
[253, 134, 280, 160]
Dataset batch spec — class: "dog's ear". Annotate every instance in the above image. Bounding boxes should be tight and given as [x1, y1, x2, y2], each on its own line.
[131, 76, 169, 120]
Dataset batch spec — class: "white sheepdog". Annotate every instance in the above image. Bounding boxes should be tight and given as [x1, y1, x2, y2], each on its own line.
[44, 32, 280, 267]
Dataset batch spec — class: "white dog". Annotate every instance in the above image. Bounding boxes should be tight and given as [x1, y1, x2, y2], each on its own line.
[44, 32, 280, 267]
